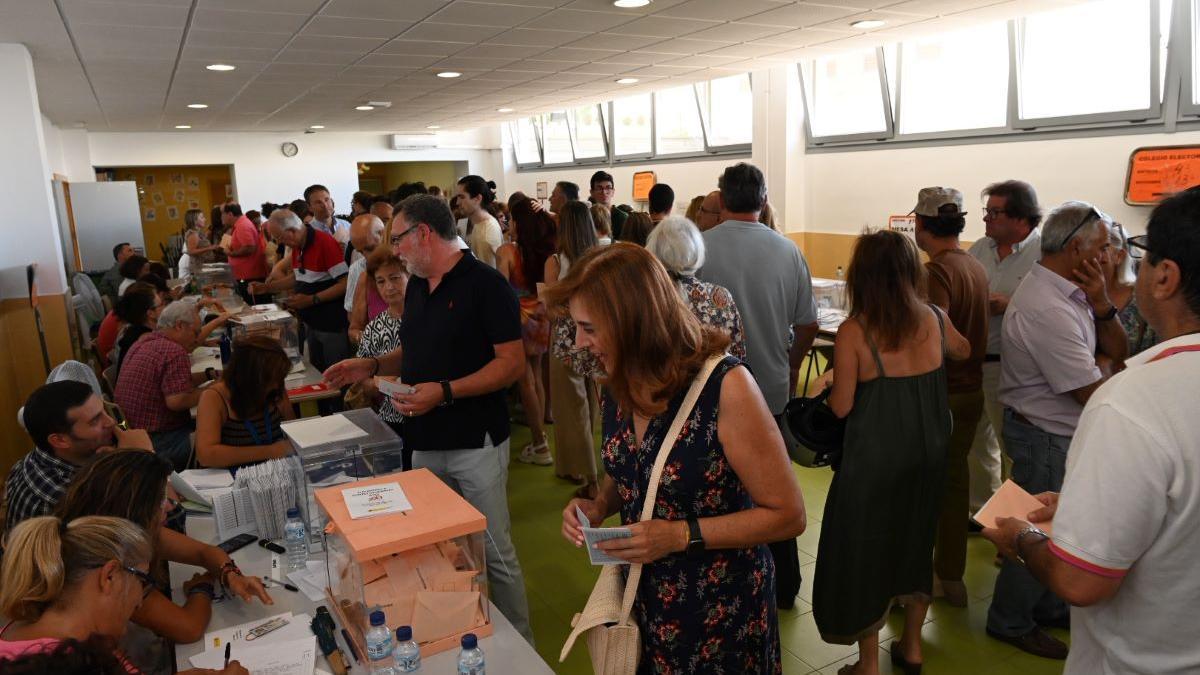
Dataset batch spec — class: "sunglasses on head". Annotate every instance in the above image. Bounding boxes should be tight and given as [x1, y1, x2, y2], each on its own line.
[1059, 206, 1103, 248]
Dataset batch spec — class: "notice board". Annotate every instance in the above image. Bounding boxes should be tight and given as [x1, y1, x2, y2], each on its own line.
[632, 171, 656, 201]
[1125, 145, 1200, 205]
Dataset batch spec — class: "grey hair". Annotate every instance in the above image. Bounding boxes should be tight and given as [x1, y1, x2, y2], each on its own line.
[155, 301, 198, 331]
[1109, 222, 1138, 285]
[1041, 201, 1110, 254]
[646, 215, 706, 277]
[269, 209, 303, 231]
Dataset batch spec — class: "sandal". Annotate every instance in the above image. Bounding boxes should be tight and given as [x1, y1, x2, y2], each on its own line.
[889, 642, 923, 674]
[517, 438, 553, 466]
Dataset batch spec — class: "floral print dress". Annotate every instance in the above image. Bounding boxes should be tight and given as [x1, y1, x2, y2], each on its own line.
[603, 355, 780, 675]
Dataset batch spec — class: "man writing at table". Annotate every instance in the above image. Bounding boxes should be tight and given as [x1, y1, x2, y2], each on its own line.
[324, 194, 534, 644]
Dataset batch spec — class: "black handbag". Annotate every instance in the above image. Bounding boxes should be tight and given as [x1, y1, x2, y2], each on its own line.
[782, 387, 846, 469]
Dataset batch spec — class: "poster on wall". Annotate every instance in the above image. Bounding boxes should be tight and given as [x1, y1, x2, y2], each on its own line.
[1125, 145, 1200, 205]
[632, 171, 656, 201]
[174, 189, 185, 202]
[144, 174, 155, 185]
[189, 200, 200, 209]
[145, 209, 156, 221]
[170, 173, 182, 184]
[152, 192, 164, 205]
[167, 206, 179, 220]
[225, 184, 233, 198]
[535, 182, 548, 200]
[888, 215, 916, 242]
[188, 176, 200, 189]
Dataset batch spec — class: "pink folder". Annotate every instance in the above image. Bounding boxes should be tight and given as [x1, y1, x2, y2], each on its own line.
[972, 479, 1054, 534]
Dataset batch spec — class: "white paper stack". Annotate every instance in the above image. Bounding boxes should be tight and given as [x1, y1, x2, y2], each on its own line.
[234, 458, 301, 540]
[280, 414, 368, 449]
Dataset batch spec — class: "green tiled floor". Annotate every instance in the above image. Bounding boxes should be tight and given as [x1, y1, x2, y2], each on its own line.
[504, 424, 1067, 675]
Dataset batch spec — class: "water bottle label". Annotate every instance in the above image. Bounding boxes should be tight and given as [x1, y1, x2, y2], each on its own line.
[458, 668, 483, 675]
[395, 655, 420, 672]
[367, 639, 392, 661]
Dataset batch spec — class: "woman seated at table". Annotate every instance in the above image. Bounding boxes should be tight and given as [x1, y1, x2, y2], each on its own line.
[354, 249, 410, 470]
[195, 335, 295, 469]
[54, 450, 273, 657]
[0, 514, 247, 675]
[113, 283, 162, 370]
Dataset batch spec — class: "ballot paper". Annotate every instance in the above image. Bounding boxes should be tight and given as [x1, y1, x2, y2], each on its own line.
[375, 376, 416, 398]
[576, 505, 633, 565]
[286, 560, 329, 603]
[171, 471, 227, 510]
[343, 482, 412, 519]
[190, 635, 316, 674]
[235, 459, 301, 540]
[973, 479, 1054, 534]
[281, 414, 367, 449]
[203, 612, 312, 651]
[213, 487, 257, 540]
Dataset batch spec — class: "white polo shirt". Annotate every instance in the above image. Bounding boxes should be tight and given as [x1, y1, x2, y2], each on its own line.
[967, 229, 1042, 355]
[1051, 333, 1200, 675]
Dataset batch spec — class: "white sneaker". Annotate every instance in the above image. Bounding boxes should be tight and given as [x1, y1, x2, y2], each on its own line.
[517, 441, 553, 466]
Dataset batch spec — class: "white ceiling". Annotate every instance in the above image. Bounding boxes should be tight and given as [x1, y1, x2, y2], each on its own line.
[1, 0, 1089, 134]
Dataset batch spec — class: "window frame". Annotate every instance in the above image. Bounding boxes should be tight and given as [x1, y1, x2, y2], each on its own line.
[797, 46, 897, 145]
[693, 73, 754, 153]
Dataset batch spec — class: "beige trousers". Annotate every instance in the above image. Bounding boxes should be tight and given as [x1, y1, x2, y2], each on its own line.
[549, 355, 600, 482]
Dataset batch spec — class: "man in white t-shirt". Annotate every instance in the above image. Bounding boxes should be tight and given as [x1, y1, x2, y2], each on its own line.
[455, 175, 503, 268]
[983, 185, 1200, 675]
[305, 183, 350, 246]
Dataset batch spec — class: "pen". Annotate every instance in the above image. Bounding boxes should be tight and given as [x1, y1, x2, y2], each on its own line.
[260, 576, 299, 592]
[258, 538, 286, 554]
[223, 643, 231, 668]
[341, 628, 362, 664]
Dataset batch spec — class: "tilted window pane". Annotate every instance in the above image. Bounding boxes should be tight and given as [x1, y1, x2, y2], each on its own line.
[898, 22, 1009, 134]
[542, 111, 573, 164]
[655, 84, 705, 154]
[570, 105, 606, 159]
[613, 93, 652, 156]
[696, 74, 752, 147]
[802, 49, 888, 138]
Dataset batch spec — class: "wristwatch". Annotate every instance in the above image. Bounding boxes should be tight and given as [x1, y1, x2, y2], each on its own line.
[685, 517, 705, 557]
[1095, 304, 1118, 321]
[440, 380, 453, 406]
[1014, 525, 1049, 566]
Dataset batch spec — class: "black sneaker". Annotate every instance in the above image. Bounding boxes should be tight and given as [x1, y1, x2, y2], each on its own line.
[986, 627, 1068, 660]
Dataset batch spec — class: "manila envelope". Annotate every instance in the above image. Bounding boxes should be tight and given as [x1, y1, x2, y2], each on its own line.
[411, 591, 480, 643]
[437, 540, 466, 568]
[361, 559, 386, 584]
[408, 545, 455, 584]
[363, 578, 394, 608]
[973, 479, 1054, 534]
[426, 569, 477, 593]
[383, 555, 422, 626]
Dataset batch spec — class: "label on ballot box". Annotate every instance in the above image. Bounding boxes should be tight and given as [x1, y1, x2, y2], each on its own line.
[343, 482, 413, 519]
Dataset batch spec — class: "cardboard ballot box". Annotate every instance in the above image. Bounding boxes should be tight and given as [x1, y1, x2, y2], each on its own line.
[316, 470, 492, 658]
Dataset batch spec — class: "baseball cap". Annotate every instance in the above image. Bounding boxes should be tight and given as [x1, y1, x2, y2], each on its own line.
[911, 187, 967, 218]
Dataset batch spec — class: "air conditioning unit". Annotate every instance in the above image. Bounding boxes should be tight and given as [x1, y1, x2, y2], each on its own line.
[390, 134, 438, 150]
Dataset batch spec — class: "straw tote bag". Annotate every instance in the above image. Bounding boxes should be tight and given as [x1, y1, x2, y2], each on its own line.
[559, 354, 725, 675]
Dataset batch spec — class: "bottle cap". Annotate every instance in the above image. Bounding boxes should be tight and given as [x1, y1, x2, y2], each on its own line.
[396, 626, 412, 641]
[286, 507, 300, 518]
[369, 610, 386, 626]
[461, 633, 477, 649]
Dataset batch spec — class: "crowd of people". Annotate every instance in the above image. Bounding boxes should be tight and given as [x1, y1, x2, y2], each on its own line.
[3, 160, 1199, 675]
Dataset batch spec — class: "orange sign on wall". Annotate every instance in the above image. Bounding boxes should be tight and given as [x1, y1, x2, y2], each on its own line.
[632, 171, 656, 201]
[1125, 145, 1200, 205]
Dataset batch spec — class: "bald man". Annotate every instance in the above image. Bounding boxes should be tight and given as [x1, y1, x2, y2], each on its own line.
[345, 214, 385, 321]
[696, 190, 722, 231]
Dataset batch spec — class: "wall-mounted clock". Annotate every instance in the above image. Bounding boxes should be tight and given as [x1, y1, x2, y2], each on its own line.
[280, 142, 299, 157]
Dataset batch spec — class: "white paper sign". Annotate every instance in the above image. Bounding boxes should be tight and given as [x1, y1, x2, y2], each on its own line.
[343, 482, 413, 519]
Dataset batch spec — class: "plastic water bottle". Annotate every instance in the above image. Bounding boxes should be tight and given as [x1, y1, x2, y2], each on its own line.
[283, 507, 308, 572]
[835, 265, 845, 281]
[365, 610, 395, 674]
[392, 625, 420, 672]
[457, 633, 484, 675]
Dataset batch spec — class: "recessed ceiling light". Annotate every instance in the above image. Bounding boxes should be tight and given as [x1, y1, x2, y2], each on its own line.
[206, 64, 235, 71]
[613, 0, 651, 7]
[427, 125, 441, 129]
[437, 71, 462, 78]
[355, 105, 375, 111]
[309, 125, 325, 129]
[187, 103, 208, 109]
[175, 125, 191, 129]
[850, 19, 886, 29]
[616, 77, 639, 84]
[497, 107, 514, 113]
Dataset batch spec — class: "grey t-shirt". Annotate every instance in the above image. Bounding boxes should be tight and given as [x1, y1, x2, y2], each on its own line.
[699, 219, 818, 414]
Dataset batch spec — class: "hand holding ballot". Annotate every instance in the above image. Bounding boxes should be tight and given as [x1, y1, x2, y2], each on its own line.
[976, 480, 1059, 562]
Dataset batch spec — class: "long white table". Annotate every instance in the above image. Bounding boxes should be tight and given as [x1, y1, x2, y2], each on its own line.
[170, 515, 552, 673]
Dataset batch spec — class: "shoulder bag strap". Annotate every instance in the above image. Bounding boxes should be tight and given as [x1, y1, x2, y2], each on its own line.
[616, 353, 726, 626]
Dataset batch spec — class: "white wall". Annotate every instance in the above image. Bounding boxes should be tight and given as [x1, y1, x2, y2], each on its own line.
[87, 129, 503, 214]
[803, 131, 1193, 239]
[0, 44, 65, 298]
[40, 116, 93, 183]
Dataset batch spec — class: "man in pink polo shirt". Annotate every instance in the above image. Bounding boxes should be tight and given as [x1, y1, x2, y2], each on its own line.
[222, 202, 269, 303]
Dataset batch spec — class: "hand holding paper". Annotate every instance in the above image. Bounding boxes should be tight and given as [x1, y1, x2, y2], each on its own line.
[973, 480, 1055, 533]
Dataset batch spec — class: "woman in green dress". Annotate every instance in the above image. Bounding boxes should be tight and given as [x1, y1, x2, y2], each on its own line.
[814, 230, 971, 675]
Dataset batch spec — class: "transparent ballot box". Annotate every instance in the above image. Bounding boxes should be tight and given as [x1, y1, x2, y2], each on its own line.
[282, 408, 406, 550]
[316, 470, 492, 658]
[228, 308, 301, 365]
[812, 278, 847, 310]
[194, 263, 244, 312]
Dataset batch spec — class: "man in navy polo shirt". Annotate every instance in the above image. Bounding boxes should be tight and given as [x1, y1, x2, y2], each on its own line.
[325, 194, 533, 642]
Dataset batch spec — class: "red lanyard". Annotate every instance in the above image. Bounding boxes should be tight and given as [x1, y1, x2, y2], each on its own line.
[1148, 344, 1200, 363]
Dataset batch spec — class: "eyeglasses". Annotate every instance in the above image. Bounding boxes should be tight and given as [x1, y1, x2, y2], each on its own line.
[699, 207, 721, 216]
[1127, 234, 1150, 260]
[1058, 207, 1102, 249]
[593, 185, 615, 193]
[122, 565, 156, 600]
[389, 225, 419, 246]
[983, 207, 1008, 218]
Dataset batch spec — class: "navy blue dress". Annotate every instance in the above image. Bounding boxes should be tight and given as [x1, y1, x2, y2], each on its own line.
[602, 356, 781, 674]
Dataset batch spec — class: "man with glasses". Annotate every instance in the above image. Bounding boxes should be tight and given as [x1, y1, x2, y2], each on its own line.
[983, 186, 1200, 675]
[589, 171, 627, 240]
[985, 201, 1128, 660]
[324, 194, 533, 644]
[966, 181, 1045, 525]
[696, 190, 723, 231]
